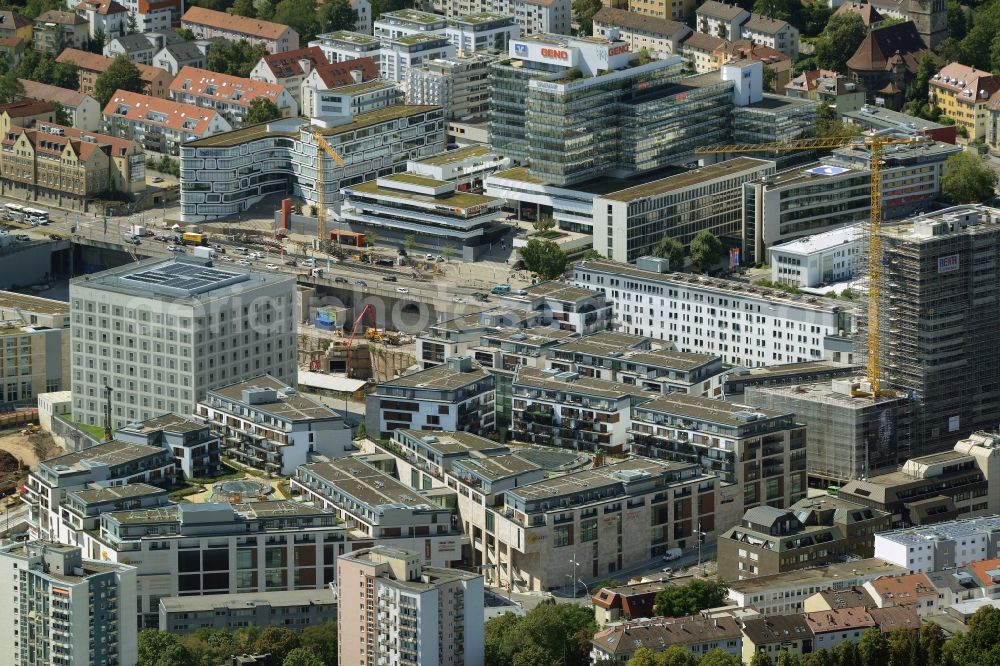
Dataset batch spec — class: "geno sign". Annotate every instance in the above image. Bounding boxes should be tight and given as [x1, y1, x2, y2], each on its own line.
[540, 48, 569, 60]
[608, 45, 630, 56]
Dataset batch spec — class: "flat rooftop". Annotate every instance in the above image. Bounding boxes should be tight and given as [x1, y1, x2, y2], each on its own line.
[842, 105, 949, 132]
[42, 440, 166, 473]
[397, 429, 507, 456]
[601, 157, 772, 202]
[728, 360, 858, 379]
[744, 93, 815, 113]
[0, 290, 69, 316]
[349, 178, 499, 210]
[71, 257, 291, 300]
[379, 8, 442, 23]
[876, 515, 1000, 546]
[380, 361, 490, 391]
[416, 145, 492, 166]
[746, 379, 905, 409]
[160, 589, 336, 613]
[450, 11, 509, 24]
[637, 392, 790, 427]
[184, 121, 298, 148]
[555, 334, 717, 372]
[451, 453, 542, 482]
[70, 483, 166, 505]
[514, 366, 658, 401]
[508, 457, 696, 503]
[123, 412, 206, 435]
[395, 33, 451, 46]
[300, 459, 438, 511]
[315, 30, 380, 45]
[760, 162, 862, 188]
[208, 374, 339, 421]
[479, 326, 576, 346]
[727, 558, 908, 595]
[501, 281, 598, 304]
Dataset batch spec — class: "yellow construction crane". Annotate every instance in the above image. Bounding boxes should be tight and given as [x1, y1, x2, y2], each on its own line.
[694, 133, 932, 396]
[312, 131, 345, 244]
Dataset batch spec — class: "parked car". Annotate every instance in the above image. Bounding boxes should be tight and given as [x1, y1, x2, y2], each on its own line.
[265, 263, 278, 270]
[335, 276, 348, 284]
[382, 275, 397, 282]
[237, 259, 251, 266]
[453, 296, 465, 303]
[355, 279, 367, 287]
[396, 287, 409, 294]
[284, 259, 297, 266]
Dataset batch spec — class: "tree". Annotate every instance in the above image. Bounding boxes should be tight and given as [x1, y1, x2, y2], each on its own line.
[960, 3, 1000, 71]
[300, 621, 337, 666]
[87, 27, 107, 54]
[404, 234, 417, 255]
[245, 97, 282, 125]
[177, 27, 196, 40]
[273, 0, 326, 43]
[230, 0, 256, 16]
[814, 13, 866, 72]
[753, 0, 797, 24]
[94, 54, 143, 107]
[533, 216, 555, 233]
[888, 628, 921, 666]
[816, 102, 862, 139]
[207, 39, 268, 78]
[486, 601, 595, 666]
[762, 64, 777, 92]
[652, 235, 684, 270]
[138, 631, 194, 666]
[689, 230, 723, 272]
[283, 647, 325, 666]
[512, 645, 553, 666]
[802, 651, 837, 666]
[658, 646, 700, 666]
[53, 101, 72, 125]
[572, 0, 602, 34]
[947, 606, 1000, 666]
[860, 627, 890, 666]
[921, 622, 947, 666]
[776, 652, 802, 666]
[0, 72, 23, 104]
[441, 244, 454, 262]
[751, 652, 775, 666]
[253, 627, 301, 664]
[520, 239, 568, 279]
[905, 51, 938, 105]
[12, 47, 78, 89]
[833, 640, 862, 666]
[318, 0, 358, 32]
[698, 649, 742, 666]
[800, 2, 833, 37]
[947, 0, 966, 39]
[626, 648, 658, 666]
[652, 578, 728, 617]
[127, 11, 139, 33]
[941, 151, 998, 204]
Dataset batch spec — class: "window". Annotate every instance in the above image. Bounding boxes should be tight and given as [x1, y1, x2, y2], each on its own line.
[553, 525, 573, 548]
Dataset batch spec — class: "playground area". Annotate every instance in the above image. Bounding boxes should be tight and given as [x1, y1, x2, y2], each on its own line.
[178, 470, 291, 504]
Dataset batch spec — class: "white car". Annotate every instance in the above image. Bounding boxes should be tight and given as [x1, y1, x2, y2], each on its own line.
[425, 253, 434, 261]
[396, 287, 409, 294]
[237, 259, 251, 266]
[302, 259, 316, 267]
[452, 296, 465, 303]
[265, 263, 277, 270]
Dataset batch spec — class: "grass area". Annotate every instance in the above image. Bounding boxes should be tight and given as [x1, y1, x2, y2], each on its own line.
[533, 230, 567, 240]
[68, 415, 108, 441]
[753, 278, 803, 295]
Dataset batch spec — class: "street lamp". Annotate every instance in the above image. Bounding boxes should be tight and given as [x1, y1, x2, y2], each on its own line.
[696, 519, 706, 576]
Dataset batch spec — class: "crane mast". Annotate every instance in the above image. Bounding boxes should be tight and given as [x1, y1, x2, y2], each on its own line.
[311, 131, 346, 245]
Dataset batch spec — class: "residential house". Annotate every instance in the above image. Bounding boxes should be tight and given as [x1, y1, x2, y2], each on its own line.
[591, 7, 692, 57]
[102, 90, 232, 155]
[249, 46, 329, 105]
[181, 6, 299, 53]
[834, 1, 885, 29]
[804, 607, 876, 652]
[57, 48, 174, 98]
[74, 0, 128, 42]
[17, 79, 102, 131]
[115, 412, 223, 479]
[862, 573, 940, 618]
[169, 66, 299, 126]
[0, 99, 56, 128]
[307, 30, 381, 64]
[714, 40, 792, 90]
[0, 35, 28, 67]
[591, 614, 743, 663]
[695, 0, 749, 40]
[299, 56, 380, 118]
[33, 11, 88, 52]
[152, 40, 212, 76]
[591, 580, 684, 626]
[103, 33, 159, 64]
[929, 62, 1000, 141]
[119, 0, 184, 33]
[348, 0, 372, 34]
[803, 587, 876, 613]
[785, 69, 866, 114]
[680, 31, 729, 73]
[740, 614, 813, 664]
[741, 13, 798, 60]
[0, 9, 32, 62]
[846, 20, 928, 108]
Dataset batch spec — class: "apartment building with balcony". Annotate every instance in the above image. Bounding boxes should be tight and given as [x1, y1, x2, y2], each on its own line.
[0, 541, 137, 666]
[57, 49, 174, 99]
[116, 413, 223, 479]
[197, 375, 352, 476]
[337, 546, 484, 666]
[33, 10, 88, 51]
[364, 356, 495, 438]
[24, 440, 178, 543]
[159, 589, 337, 634]
[169, 67, 299, 126]
[308, 31, 382, 63]
[511, 366, 655, 452]
[545, 330, 726, 398]
[102, 90, 232, 156]
[391, 429, 510, 488]
[0, 291, 70, 404]
[79, 500, 347, 629]
[630, 393, 807, 529]
[60, 483, 168, 548]
[496, 282, 614, 335]
[181, 6, 299, 53]
[292, 457, 462, 566]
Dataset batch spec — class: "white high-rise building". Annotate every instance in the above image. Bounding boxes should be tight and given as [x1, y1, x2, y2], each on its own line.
[69, 257, 297, 429]
[0, 541, 138, 666]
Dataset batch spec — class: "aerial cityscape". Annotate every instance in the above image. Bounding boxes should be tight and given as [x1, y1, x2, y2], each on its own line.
[2, 0, 1000, 663]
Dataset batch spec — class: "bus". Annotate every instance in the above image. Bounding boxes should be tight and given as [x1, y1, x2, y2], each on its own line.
[24, 209, 48, 226]
[4, 204, 25, 222]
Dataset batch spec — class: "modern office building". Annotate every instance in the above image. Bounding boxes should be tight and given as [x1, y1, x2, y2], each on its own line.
[69, 257, 297, 427]
[102, 90, 233, 156]
[838, 431, 1000, 527]
[380, 33, 456, 84]
[744, 378, 912, 488]
[874, 515, 1000, 573]
[591, 157, 775, 261]
[630, 392, 806, 528]
[364, 356, 495, 438]
[159, 589, 337, 634]
[447, 13, 519, 53]
[879, 206, 1000, 452]
[404, 53, 495, 121]
[408, 145, 511, 188]
[179, 105, 445, 222]
[24, 440, 178, 543]
[337, 546, 484, 666]
[572, 256, 858, 367]
[196, 374, 352, 476]
[0, 541, 137, 666]
[0, 291, 70, 403]
[768, 224, 862, 288]
[80, 500, 347, 629]
[430, 0, 571, 36]
[722, 361, 859, 396]
[374, 8, 447, 39]
[717, 496, 891, 581]
[546, 330, 726, 397]
[308, 31, 382, 64]
[339, 172, 507, 259]
[115, 412, 223, 479]
[181, 6, 299, 53]
[291, 457, 462, 566]
[842, 104, 956, 143]
[510, 366, 655, 452]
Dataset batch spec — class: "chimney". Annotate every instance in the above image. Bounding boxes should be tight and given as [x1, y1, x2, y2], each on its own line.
[350, 68, 363, 84]
[298, 57, 313, 76]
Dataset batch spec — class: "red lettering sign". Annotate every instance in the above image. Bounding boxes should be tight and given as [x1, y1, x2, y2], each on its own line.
[608, 45, 630, 56]
[540, 48, 569, 60]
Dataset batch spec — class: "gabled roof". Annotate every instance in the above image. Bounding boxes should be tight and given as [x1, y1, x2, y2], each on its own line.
[742, 614, 812, 645]
[717, 39, 790, 65]
[3, 121, 135, 159]
[104, 89, 225, 135]
[158, 40, 205, 62]
[0, 99, 55, 118]
[592, 7, 691, 39]
[18, 79, 89, 107]
[110, 33, 157, 51]
[681, 31, 729, 52]
[0, 10, 31, 29]
[786, 68, 848, 93]
[804, 607, 876, 633]
[258, 46, 328, 79]
[931, 62, 1000, 101]
[181, 6, 295, 40]
[866, 573, 937, 603]
[834, 1, 884, 27]
[75, 0, 128, 15]
[35, 10, 85, 25]
[58, 48, 173, 85]
[170, 66, 290, 108]
[310, 56, 379, 88]
[696, 0, 748, 20]
[743, 13, 792, 35]
[592, 615, 742, 656]
[847, 21, 927, 74]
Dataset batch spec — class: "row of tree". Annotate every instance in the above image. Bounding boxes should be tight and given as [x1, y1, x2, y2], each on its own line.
[137, 621, 336, 666]
[652, 230, 724, 273]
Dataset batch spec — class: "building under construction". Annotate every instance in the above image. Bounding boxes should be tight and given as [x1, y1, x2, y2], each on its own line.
[880, 205, 1000, 453]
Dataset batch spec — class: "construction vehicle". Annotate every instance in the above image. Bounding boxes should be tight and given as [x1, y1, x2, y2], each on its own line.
[694, 132, 933, 396]
[182, 232, 206, 245]
[345, 304, 376, 378]
[311, 131, 345, 245]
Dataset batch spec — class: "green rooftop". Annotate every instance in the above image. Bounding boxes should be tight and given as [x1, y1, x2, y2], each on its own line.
[396, 33, 449, 46]
[349, 179, 500, 211]
[382, 9, 443, 24]
[417, 145, 492, 166]
[315, 104, 441, 138]
[328, 79, 396, 95]
[321, 30, 379, 45]
[450, 11, 508, 25]
[184, 121, 296, 148]
[492, 166, 546, 184]
[601, 157, 772, 202]
[382, 172, 447, 187]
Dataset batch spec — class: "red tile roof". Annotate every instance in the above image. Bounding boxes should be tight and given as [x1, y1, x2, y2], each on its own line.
[170, 66, 289, 108]
[846, 20, 927, 74]
[258, 46, 328, 79]
[0, 99, 55, 118]
[35, 10, 86, 25]
[181, 6, 294, 40]
[75, 0, 129, 15]
[312, 57, 379, 88]
[104, 89, 224, 135]
[57, 48, 172, 85]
